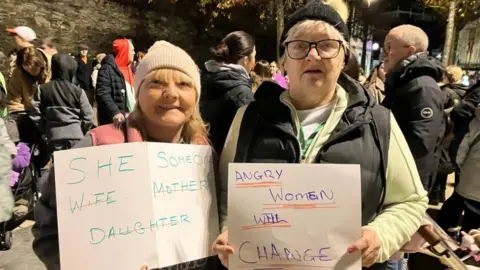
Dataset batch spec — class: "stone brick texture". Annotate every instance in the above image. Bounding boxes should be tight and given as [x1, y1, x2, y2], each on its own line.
[0, 0, 216, 73]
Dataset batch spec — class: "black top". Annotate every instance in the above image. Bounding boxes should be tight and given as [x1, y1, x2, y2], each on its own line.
[200, 66, 254, 154]
[75, 55, 94, 91]
[95, 54, 127, 126]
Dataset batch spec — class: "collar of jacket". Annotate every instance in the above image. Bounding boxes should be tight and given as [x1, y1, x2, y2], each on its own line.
[254, 72, 375, 130]
[385, 52, 444, 92]
[388, 52, 428, 81]
[204, 60, 250, 79]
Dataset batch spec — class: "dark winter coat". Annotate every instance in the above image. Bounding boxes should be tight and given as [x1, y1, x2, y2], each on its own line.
[95, 54, 127, 126]
[437, 83, 468, 175]
[449, 81, 480, 167]
[75, 55, 94, 91]
[30, 53, 93, 142]
[382, 52, 445, 191]
[200, 60, 254, 154]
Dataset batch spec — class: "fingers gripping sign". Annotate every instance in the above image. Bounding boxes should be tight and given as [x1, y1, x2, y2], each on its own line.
[212, 231, 234, 268]
[347, 228, 381, 267]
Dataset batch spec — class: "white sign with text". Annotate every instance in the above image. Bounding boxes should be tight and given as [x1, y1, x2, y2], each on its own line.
[228, 163, 362, 270]
[54, 142, 219, 270]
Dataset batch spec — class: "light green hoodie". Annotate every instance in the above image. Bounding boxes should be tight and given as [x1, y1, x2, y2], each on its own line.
[219, 85, 428, 263]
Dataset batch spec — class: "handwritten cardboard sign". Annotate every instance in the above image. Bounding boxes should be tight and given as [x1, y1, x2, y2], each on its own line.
[54, 142, 219, 270]
[228, 163, 362, 270]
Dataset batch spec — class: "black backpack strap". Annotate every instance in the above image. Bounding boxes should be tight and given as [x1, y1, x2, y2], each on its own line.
[233, 103, 258, 163]
[470, 133, 480, 149]
[369, 106, 391, 215]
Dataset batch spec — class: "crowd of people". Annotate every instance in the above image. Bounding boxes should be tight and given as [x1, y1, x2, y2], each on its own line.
[0, 0, 480, 270]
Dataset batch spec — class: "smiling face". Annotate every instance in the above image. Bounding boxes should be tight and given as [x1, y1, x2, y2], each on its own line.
[283, 20, 346, 110]
[270, 62, 279, 75]
[138, 69, 196, 129]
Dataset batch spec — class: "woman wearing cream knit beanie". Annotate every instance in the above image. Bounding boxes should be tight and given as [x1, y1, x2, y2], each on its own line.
[129, 40, 208, 144]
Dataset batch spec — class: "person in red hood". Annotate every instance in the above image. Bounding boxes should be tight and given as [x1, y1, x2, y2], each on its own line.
[95, 38, 136, 126]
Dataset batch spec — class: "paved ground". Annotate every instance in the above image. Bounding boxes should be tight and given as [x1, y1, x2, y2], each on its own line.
[0, 221, 46, 270]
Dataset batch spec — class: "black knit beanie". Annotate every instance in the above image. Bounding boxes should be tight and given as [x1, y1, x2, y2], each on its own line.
[279, 1, 350, 57]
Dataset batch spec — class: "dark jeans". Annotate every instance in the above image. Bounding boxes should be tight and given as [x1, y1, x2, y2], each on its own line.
[462, 199, 480, 233]
[437, 191, 465, 231]
[437, 190, 480, 233]
[434, 174, 448, 194]
[85, 89, 95, 106]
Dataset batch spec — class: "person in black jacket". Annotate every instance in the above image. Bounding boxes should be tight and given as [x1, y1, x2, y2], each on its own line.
[95, 38, 135, 127]
[429, 66, 468, 205]
[450, 81, 480, 161]
[75, 44, 94, 105]
[382, 25, 445, 192]
[200, 31, 256, 154]
[212, 3, 428, 270]
[29, 53, 93, 154]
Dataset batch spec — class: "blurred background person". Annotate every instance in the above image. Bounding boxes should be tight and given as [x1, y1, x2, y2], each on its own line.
[344, 52, 360, 81]
[132, 50, 145, 74]
[270, 61, 288, 89]
[75, 44, 94, 106]
[29, 53, 94, 155]
[200, 31, 256, 154]
[430, 65, 468, 205]
[251, 60, 272, 92]
[41, 37, 59, 56]
[5, 26, 51, 144]
[91, 53, 106, 90]
[96, 38, 135, 127]
[364, 62, 386, 104]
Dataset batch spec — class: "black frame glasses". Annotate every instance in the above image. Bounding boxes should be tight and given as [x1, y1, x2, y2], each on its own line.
[285, 39, 344, 60]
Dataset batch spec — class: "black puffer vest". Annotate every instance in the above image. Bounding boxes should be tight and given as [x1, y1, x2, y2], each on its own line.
[233, 74, 390, 226]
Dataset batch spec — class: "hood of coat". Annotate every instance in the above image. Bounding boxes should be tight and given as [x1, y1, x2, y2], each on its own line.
[101, 54, 117, 69]
[201, 60, 252, 101]
[113, 38, 131, 68]
[386, 52, 444, 92]
[51, 53, 78, 82]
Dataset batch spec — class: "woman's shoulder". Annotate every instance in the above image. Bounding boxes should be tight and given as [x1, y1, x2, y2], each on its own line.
[89, 124, 127, 146]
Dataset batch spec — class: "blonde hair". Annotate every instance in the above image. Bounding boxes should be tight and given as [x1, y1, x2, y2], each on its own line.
[129, 68, 209, 145]
[445, 65, 463, 84]
[96, 53, 106, 63]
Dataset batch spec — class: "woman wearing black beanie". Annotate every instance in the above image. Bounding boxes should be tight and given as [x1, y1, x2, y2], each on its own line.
[213, 1, 428, 270]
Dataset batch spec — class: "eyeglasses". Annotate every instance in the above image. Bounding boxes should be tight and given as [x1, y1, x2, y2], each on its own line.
[285, 39, 344, 60]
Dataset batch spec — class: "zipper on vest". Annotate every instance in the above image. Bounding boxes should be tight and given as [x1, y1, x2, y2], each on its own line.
[316, 120, 371, 161]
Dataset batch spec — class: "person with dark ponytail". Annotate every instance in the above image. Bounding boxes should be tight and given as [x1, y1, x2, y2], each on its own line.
[200, 31, 256, 154]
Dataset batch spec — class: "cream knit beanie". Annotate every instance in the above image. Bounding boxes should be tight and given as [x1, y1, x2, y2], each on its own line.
[134, 41, 201, 101]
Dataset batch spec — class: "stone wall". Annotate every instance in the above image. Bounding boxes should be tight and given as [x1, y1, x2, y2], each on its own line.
[0, 0, 212, 73]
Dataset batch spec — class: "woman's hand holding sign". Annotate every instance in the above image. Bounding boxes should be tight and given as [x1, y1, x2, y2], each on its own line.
[347, 227, 381, 267]
[213, 231, 234, 268]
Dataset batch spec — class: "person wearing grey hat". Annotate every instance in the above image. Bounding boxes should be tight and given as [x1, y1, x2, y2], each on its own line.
[75, 44, 94, 105]
[213, 1, 428, 270]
